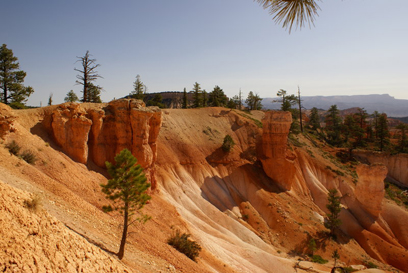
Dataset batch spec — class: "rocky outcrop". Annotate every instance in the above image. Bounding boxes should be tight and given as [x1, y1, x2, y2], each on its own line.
[0, 103, 16, 138]
[45, 99, 162, 185]
[354, 150, 408, 188]
[259, 111, 296, 191]
[50, 103, 92, 164]
[355, 164, 388, 217]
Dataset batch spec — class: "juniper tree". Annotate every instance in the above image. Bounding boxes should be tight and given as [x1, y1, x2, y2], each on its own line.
[101, 149, 151, 260]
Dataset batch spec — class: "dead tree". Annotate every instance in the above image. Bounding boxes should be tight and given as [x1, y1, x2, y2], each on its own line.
[75, 50, 102, 102]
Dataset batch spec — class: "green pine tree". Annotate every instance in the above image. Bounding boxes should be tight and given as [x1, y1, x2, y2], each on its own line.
[0, 44, 34, 107]
[324, 189, 342, 238]
[182, 87, 188, 109]
[192, 82, 202, 108]
[64, 90, 79, 102]
[101, 149, 151, 260]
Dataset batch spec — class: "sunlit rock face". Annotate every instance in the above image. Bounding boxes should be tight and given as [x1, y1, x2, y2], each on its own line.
[50, 103, 92, 164]
[354, 150, 408, 188]
[0, 103, 16, 138]
[259, 111, 296, 191]
[46, 99, 162, 186]
[355, 164, 388, 217]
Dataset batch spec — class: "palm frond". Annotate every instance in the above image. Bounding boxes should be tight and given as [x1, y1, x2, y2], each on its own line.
[256, 0, 321, 33]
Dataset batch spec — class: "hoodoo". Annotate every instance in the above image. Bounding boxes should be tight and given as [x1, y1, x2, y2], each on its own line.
[259, 111, 296, 191]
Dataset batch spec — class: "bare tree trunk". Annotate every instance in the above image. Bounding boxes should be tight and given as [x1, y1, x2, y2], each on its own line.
[298, 86, 303, 133]
[117, 204, 129, 260]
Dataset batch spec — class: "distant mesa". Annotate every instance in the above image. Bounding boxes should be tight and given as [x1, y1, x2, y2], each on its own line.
[262, 94, 408, 117]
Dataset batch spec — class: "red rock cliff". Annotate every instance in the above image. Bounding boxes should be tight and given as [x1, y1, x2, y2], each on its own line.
[355, 164, 388, 217]
[45, 99, 162, 186]
[259, 111, 296, 191]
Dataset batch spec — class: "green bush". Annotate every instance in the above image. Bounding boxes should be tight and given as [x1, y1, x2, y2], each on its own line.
[311, 254, 328, 264]
[168, 230, 202, 261]
[6, 140, 21, 155]
[222, 135, 235, 152]
[366, 261, 378, 269]
[21, 150, 37, 164]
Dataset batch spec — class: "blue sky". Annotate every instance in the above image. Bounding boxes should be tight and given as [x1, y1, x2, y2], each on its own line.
[2, 0, 407, 106]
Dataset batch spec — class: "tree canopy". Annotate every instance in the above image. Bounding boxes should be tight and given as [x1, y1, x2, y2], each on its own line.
[0, 44, 34, 107]
[101, 149, 151, 259]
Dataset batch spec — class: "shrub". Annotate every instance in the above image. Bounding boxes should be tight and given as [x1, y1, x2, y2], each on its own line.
[366, 261, 378, 269]
[168, 230, 202, 261]
[20, 150, 37, 164]
[343, 267, 358, 273]
[24, 194, 42, 212]
[311, 255, 328, 264]
[6, 140, 21, 155]
[222, 135, 235, 152]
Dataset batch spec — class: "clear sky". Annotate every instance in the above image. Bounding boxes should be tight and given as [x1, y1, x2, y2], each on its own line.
[2, 0, 407, 106]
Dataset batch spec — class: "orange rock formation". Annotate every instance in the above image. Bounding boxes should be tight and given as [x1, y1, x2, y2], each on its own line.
[259, 111, 296, 191]
[355, 164, 387, 217]
[43, 99, 162, 186]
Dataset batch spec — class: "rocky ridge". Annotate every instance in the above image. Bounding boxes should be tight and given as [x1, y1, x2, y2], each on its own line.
[1, 102, 408, 272]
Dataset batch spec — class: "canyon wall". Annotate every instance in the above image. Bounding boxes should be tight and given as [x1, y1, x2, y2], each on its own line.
[43, 99, 162, 187]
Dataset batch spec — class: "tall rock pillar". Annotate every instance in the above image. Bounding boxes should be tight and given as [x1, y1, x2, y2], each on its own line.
[259, 111, 296, 191]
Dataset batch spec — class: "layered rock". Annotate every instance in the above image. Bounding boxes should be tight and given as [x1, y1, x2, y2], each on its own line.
[50, 103, 92, 163]
[355, 164, 388, 217]
[259, 111, 296, 191]
[0, 103, 16, 138]
[45, 99, 162, 185]
[354, 150, 408, 187]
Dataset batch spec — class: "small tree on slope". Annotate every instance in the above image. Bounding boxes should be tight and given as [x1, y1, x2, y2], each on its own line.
[101, 149, 151, 260]
[325, 189, 342, 238]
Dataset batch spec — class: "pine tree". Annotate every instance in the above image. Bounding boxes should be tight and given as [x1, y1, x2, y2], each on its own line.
[377, 113, 389, 152]
[131, 75, 146, 100]
[182, 87, 188, 109]
[64, 90, 79, 103]
[192, 82, 202, 108]
[396, 123, 408, 153]
[325, 189, 342, 238]
[0, 44, 34, 106]
[48, 94, 53, 106]
[101, 149, 151, 260]
[245, 91, 262, 110]
[308, 107, 321, 130]
[87, 83, 102, 103]
[209, 85, 228, 107]
[325, 105, 343, 146]
[202, 90, 207, 107]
